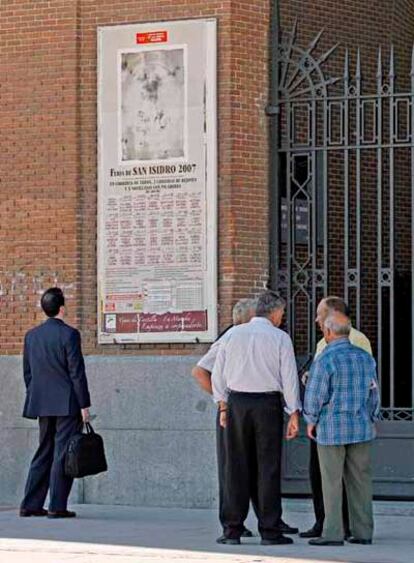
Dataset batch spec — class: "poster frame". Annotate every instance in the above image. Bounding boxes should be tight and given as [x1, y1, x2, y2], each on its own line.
[97, 18, 218, 344]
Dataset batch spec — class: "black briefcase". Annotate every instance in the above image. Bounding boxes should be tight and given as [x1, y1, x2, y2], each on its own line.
[65, 422, 108, 478]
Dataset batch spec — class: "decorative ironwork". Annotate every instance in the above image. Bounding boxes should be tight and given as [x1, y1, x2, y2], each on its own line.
[380, 268, 392, 287]
[347, 269, 359, 288]
[274, 21, 414, 418]
[380, 408, 414, 422]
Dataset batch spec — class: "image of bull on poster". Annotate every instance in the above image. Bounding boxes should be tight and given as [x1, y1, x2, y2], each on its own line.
[119, 46, 187, 162]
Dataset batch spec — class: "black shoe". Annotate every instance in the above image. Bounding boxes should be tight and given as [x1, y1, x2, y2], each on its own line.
[277, 519, 299, 534]
[299, 525, 322, 538]
[241, 527, 254, 538]
[309, 537, 344, 546]
[19, 508, 47, 517]
[47, 510, 77, 519]
[347, 537, 372, 545]
[216, 535, 240, 545]
[261, 535, 294, 545]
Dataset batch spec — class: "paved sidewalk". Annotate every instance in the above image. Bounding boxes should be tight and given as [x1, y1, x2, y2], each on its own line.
[0, 500, 413, 563]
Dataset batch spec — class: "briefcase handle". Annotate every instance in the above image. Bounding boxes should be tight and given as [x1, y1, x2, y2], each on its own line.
[84, 422, 95, 434]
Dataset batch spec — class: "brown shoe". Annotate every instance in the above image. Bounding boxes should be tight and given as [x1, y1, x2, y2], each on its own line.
[19, 508, 48, 517]
[47, 510, 77, 519]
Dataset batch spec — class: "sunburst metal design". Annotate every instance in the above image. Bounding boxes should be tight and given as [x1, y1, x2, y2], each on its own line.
[279, 20, 340, 100]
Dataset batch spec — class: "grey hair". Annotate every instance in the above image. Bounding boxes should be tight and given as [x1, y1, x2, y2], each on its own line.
[232, 298, 257, 324]
[324, 313, 351, 336]
[256, 290, 286, 318]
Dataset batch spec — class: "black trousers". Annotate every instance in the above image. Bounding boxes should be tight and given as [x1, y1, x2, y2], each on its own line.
[309, 437, 350, 534]
[222, 392, 283, 540]
[21, 415, 80, 512]
[216, 410, 226, 529]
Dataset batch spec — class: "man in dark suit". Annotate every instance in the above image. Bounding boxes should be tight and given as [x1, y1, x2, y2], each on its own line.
[20, 287, 91, 519]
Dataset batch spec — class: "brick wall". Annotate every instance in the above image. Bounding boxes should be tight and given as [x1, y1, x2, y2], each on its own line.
[0, 0, 81, 352]
[0, 0, 270, 355]
[1, 0, 413, 360]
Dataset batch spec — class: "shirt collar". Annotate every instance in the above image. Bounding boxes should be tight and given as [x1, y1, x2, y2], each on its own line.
[250, 316, 274, 327]
[326, 336, 350, 349]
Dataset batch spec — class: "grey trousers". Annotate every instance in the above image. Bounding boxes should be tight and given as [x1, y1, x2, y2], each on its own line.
[317, 441, 374, 541]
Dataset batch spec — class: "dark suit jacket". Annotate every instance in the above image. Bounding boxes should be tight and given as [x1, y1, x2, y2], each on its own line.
[23, 318, 91, 419]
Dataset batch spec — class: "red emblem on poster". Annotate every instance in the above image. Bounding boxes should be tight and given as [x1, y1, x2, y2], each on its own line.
[136, 31, 168, 44]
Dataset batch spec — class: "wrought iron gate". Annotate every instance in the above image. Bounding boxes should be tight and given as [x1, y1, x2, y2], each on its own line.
[272, 22, 414, 496]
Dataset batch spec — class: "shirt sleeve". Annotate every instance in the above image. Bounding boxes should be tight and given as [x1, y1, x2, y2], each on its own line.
[279, 333, 302, 414]
[197, 341, 219, 372]
[211, 341, 228, 403]
[314, 337, 326, 359]
[367, 358, 381, 421]
[65, 330, 91, 409]
[360, 334, 373, 356]
[303, 357, 331, 424]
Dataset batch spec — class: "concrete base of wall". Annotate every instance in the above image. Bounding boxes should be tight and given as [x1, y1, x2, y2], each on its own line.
[0, 355, 217, 508]
[3, 354, 412, 506]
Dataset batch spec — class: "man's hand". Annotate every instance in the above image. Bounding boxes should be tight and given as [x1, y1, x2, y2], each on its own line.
[81, 408, 90, 423]
[286, 411, 300, 440]
[219, 410, 227, 428]
[219, 401, 227, 428]
[307, 423, 316, 441]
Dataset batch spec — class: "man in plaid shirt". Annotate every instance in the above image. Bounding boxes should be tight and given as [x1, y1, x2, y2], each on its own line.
[304, 311, 380, 546]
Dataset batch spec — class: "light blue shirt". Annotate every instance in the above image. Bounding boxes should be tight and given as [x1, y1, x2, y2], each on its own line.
[211, 317, 301, 414]
[304, 338, 380, 445]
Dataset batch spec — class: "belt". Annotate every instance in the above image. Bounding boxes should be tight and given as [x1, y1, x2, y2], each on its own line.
[228, 390, 282, 397]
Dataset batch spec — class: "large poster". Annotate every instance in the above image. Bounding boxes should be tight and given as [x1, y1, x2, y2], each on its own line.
[97, 20, 217, 343]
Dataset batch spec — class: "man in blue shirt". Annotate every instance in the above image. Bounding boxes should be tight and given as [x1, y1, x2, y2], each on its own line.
[304, 311, 380, 546]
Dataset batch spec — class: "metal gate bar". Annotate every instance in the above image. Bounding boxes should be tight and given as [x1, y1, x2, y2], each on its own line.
[389, 49, 396, 406]
[411, 51, 414, 409]
[355, 50, 362, 329]
[377, 48, 383, 390]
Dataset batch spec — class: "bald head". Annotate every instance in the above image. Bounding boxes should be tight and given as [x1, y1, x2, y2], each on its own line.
[316, 296, 350, 331]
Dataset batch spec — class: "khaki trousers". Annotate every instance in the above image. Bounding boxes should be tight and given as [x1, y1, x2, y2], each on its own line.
[317, 441, 374, 541]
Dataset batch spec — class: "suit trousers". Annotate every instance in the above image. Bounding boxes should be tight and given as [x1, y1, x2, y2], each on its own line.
[309, 438, 350, 534]
[222, 392, 283, 540]
[317, 441, 374, 542]
[21, 415, 81, 512]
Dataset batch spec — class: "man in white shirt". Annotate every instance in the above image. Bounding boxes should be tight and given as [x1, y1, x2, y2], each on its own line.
[192, 298, 255, 394]
[192, 298, 299, 539]
[192, 298, 256, 539]
[212, 290, 301, 545]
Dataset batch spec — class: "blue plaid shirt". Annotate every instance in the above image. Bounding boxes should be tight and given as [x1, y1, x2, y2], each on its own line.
[304, 338, 380, 446]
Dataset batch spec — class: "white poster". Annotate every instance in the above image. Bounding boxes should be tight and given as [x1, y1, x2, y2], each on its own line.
[97, 20, 217, 343]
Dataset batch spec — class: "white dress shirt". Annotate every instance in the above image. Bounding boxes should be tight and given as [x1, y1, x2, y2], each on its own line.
[211, 317, 301, 414]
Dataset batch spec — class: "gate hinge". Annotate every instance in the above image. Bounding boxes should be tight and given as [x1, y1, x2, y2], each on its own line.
[265, 104, 280, 116]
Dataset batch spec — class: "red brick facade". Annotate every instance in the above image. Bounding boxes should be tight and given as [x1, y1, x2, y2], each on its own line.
[1, 0, 413, 357]
[0, 0, 270, 355]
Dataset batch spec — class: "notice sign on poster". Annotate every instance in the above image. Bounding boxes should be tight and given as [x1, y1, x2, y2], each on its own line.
[97, 20, 217, 343]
